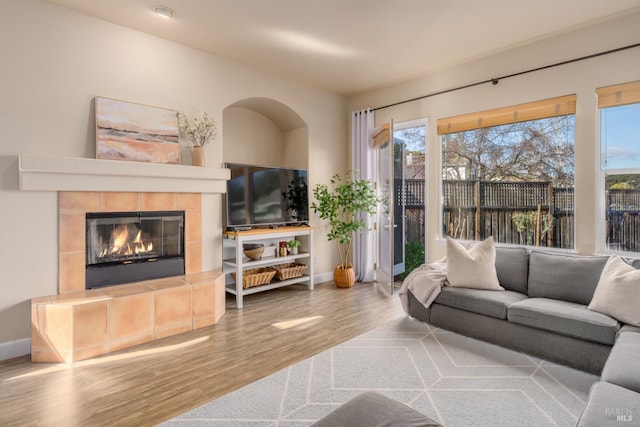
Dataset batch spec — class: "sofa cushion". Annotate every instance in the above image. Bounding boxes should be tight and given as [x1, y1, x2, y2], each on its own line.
[588, 255, 640, 327]
[577, 382, 639, 427]
[618, 324, 640, 336]
[627, 257, 640, 269]
[527, 251, 609, 305]
[310, 391, 442, 427]
[600, 331, 640, 394]
[446, 237, 503, 290]
[495, 246, 529, 294]
[435, 287, 527, 319]
[507, 298, 619, 345]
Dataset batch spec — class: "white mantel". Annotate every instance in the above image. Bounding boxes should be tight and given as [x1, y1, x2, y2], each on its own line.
[18, 155, 230, 193]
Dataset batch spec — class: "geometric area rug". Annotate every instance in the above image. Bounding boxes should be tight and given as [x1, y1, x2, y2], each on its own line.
[160, 317, 599, 427]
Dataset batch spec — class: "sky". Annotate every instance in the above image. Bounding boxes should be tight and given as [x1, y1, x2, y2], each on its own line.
[601, 103, 640, 171]
[393, 126, 426, 152]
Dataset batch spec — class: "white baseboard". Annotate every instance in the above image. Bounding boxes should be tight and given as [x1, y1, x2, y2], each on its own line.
[0, 338, 30, 361]
[314, 272, 334, 285]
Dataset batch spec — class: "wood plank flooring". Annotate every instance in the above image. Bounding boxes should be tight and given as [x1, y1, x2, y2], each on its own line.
[0, 281, 405, 427]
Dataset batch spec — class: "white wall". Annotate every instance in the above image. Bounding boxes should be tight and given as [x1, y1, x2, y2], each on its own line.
[223, 107, 285, 167]
[0, 0, 348, 357]
[283, 128, 309, 169]
[349, 11, 640, 263]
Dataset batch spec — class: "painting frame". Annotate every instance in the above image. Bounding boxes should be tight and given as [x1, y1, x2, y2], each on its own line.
[95, 96, 181, 165]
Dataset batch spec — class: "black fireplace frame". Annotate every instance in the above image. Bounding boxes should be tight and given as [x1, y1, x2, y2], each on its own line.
[85, 210, 185, 289]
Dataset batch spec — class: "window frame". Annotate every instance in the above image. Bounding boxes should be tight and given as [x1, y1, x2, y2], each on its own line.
[437, 95, 577, 247]
[596, 80, 640, 257]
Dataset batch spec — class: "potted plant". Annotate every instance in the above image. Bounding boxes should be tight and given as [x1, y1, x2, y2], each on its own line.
[178, 111, 217, 166]
[286, 239, 301, 255]
[311, 171, 379, 288]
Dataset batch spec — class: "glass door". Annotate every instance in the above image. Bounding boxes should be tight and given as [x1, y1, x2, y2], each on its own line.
[393, 129, 406, 277]
[375, 120, 395, 294]
[393, 120, 427, 282]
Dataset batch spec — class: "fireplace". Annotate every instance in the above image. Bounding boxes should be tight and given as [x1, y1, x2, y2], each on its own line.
[85, 210, 185, 289]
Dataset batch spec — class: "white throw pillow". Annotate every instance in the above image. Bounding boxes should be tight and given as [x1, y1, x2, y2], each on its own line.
[588, 255, 640, 327]
[445, 236, 503, 290]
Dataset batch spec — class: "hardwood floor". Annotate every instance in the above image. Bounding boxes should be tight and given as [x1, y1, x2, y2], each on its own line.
[0, 281, 405, 427]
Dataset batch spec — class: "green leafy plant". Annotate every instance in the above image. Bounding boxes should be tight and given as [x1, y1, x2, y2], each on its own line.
[281, 177, 308, 221]
[512, 210, 554, 246]
[398, 241, 425, 281]
[311, 171, 379, 269]
[286, 239, 301, 249]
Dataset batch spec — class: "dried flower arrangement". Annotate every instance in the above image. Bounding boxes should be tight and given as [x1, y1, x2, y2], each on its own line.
[178, 112, 217, 146]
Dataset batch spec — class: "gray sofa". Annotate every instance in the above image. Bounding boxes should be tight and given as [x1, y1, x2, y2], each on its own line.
[406, 247, 640, 426]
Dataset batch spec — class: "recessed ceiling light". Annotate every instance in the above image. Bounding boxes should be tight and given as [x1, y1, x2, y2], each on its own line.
[152, 6, 175, 19]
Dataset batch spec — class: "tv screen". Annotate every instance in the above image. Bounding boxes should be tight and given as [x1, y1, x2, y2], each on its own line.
[225, 163, 309, 229]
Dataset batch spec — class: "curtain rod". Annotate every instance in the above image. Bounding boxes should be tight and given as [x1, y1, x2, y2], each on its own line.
[372, 42, 640, 112]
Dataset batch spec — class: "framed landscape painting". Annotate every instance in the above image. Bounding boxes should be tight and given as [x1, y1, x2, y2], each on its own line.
[95, 97, 180, 164]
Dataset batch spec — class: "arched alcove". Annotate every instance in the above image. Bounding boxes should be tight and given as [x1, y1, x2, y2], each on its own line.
[223, 97, 309, 170]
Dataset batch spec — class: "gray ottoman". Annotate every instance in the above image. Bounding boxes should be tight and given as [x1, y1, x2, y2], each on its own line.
[310, 391, 441, 427]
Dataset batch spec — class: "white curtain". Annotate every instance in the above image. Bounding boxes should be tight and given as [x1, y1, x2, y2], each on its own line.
[351, 109, 375, 282]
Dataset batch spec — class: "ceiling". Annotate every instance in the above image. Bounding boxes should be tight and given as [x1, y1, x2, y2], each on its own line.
[48, 0, 640, 96]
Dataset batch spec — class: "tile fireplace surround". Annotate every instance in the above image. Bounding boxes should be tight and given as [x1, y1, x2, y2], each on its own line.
[31, 191, 225, 363]
[21, 156, 231, 363]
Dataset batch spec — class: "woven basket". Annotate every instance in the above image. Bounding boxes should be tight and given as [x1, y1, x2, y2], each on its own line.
[271, 263, 308, 281]
[231, 267, 276, 289]
[334, 264, 355, 288]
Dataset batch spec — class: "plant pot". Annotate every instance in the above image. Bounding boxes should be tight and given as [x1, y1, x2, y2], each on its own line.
[333, 264, 355, 288]
[192, 145, 205, 166]
[289, 247, 298, 255]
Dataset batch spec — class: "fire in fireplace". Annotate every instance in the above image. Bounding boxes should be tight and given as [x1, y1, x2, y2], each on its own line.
[85, 210, 185, 288]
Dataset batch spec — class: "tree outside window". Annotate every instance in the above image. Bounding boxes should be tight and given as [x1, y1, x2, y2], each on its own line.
[439, 97, 575, 249]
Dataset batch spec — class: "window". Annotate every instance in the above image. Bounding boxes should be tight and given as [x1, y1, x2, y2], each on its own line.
[438, 95, 576, 248]
[598, 80, 640, 254]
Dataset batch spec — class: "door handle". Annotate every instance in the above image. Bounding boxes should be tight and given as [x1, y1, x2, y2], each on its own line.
[383, 224, 398, 230]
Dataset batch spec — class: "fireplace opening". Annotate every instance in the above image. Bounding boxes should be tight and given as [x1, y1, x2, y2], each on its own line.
[85, 210, 185, 289]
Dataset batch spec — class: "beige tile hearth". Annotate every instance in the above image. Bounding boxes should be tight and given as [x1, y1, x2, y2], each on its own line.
[31, 295, 110, 363]
[153, 283, 193, 339]
[109, 292, 154, 352]
[31, 271, 225, 363]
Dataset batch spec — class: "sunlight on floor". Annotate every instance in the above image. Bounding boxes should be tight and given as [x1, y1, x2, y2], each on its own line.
[8, 336, 210, 380]
[271, 315, 324, 330]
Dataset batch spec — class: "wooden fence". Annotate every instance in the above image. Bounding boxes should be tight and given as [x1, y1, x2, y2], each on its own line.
[395, 179, 425, 243]
[395, 180, 640, 251]
[442, 180, 575, 248]
[607, 189, 640, 252]
[396, 179, 575, 248]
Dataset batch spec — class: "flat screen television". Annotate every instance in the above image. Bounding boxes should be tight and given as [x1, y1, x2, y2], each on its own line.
[224, 163, 309, 229]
